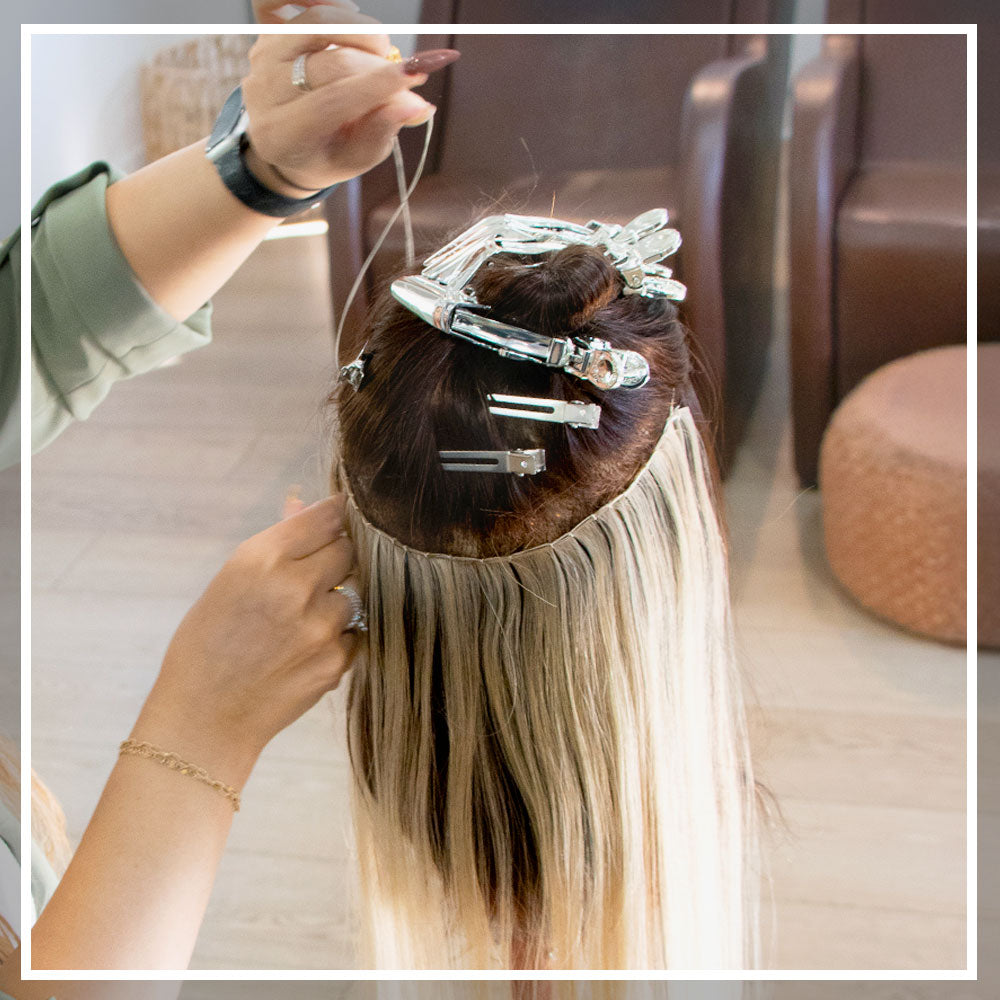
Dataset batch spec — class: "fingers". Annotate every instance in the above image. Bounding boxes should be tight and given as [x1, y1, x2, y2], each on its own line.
[263, 494, 348, 560]
[243, 26, 449, 189]
[276, 490, 356, 598]
[341, 92, 436, 155]
[301, 533, 355, 595]
[251, 30, 392, 64]
[252, 66, 431, 181]
[314, 629, 361, 694]
[261, 43, 399, 106]
[298, 61, 431, 133]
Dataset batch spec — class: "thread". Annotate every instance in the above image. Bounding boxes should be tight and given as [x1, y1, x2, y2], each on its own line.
[334, 118, 434, 363]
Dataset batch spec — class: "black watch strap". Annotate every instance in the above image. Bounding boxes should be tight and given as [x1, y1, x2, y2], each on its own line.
[205, 86, 338, 218]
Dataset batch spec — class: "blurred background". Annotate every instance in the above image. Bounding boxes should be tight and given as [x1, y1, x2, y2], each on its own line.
[4, 0, 997, 989]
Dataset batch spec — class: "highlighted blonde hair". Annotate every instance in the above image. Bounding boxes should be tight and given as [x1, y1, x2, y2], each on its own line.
[343, 411, 758, 968]
[336, 244, 760, 969]
[0, 735, 71, 964]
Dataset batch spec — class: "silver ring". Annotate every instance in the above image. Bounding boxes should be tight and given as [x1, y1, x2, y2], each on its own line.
[291, 53, 311, 92]
[334, 584, 367, 633]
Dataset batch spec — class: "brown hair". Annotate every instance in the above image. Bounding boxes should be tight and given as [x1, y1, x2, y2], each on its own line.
[337, 244, 707, 557]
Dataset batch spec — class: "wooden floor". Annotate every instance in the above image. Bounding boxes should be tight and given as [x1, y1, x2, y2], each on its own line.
[29, 220, 987, 982]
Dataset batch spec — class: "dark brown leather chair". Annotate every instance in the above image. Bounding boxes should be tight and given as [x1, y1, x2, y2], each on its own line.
[820, 2, 1000, 631]
[790, 1, 995, 486]
[978, 17, 1000, 341]
[324, 1, 792, 473]
[825, 2, 999, 340]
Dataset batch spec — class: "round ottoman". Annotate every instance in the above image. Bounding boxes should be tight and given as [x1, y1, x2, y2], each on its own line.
[819, 345, 987, 645]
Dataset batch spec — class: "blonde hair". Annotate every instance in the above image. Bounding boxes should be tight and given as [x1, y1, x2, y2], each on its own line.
[358, 983, 749, 1000]
[343, 406, 760, 969]
[0, 735, 72, 965]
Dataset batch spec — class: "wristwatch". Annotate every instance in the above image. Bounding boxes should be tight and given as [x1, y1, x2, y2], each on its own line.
[205, 85, 339, 218]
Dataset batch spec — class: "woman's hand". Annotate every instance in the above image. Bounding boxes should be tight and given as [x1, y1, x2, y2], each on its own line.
[241, 9, 447, 195]
[16, 496, 362, 974]
[134, 495, 361, 778]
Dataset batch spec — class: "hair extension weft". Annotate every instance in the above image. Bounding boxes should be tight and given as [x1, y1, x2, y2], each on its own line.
[345, 407, 760, 970]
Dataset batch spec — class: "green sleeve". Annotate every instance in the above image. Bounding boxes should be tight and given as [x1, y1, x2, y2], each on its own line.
[0, 161, 214, 469]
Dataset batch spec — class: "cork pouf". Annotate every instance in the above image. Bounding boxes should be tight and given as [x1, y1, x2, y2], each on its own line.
[819, 345, 989, 646]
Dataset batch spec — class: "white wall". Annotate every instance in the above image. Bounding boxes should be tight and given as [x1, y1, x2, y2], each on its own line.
[2, 0, 250, 234]
[30, 34, 199, 199]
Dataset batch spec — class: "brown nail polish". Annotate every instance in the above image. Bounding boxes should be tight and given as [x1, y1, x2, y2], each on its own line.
[403, 48, 460, 76]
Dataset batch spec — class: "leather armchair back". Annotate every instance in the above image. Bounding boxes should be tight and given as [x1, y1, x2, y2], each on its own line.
[789, 3, 990, 484]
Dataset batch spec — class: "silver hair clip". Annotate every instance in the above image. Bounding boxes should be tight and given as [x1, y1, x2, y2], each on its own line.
[391, 209, 686, 392]
[439, 448, 546, 476]
[338, 350, 369, 392]
[420, 209, 685, 302]
[487, 394, 601, 430]
[393, 276, 649, 391]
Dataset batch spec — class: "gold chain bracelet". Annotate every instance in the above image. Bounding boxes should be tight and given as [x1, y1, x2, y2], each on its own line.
[119, 739, 241, 812]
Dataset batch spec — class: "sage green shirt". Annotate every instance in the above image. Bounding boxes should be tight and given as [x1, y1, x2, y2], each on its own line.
[0, 161, 213, 469]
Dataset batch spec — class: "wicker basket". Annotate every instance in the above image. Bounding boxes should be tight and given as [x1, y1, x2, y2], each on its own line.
[140, 35, 254, 164]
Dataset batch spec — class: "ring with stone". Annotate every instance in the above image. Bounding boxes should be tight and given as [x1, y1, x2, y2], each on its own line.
[334, 583, 367, 633]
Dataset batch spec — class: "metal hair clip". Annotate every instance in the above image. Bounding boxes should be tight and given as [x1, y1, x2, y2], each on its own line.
[391, 209, 686, 393]
[487, 394, 601, 430]
[393, 276, 650, 390]
[338, 350, 369, 392]
[419, 209, 686, 302]
[439, 449, 546, 476]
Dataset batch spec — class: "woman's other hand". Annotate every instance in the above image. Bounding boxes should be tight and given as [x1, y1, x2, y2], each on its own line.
[133, 495, 361, 778]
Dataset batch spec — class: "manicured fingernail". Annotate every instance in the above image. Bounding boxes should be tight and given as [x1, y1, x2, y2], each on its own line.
[403, 49, 460, 75]
[402, 103, 436, 127]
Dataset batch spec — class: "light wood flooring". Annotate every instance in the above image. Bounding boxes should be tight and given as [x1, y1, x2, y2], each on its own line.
[28, 224, 990, 986]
